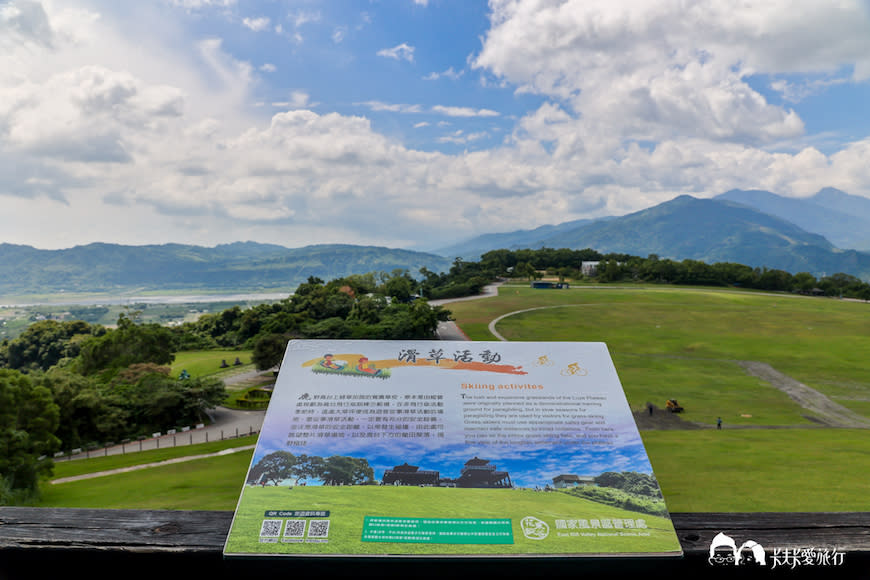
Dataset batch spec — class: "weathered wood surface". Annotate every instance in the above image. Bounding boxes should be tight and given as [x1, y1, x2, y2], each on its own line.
[1, 508, 868, 578]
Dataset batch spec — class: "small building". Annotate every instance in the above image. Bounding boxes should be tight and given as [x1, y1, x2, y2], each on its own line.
[581, 261, 600, 276]
[552, 474, 596, 488]
[382, 462, 440, 486]
[452, 457, 512, 488]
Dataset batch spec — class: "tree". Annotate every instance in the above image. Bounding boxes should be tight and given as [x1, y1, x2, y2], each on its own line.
[319, 455, 374, 486]
[0, 370, 60, 503]
[252, 333, 289, 371]
[75, 314, 175, 376]
[248, 451, 296, 486]
[4, 320, 95, 372]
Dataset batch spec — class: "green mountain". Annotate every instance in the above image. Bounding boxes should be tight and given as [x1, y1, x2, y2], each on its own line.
[0, 242, 453, 295]
[715, 188, 870, 251]
[442, 195, 870, 280]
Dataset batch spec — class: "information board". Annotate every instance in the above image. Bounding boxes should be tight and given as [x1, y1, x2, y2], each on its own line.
[224, 340, 682, 558]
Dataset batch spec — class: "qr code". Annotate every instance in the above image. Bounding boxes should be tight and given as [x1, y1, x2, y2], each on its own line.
[259, 519, 283, 538]
[283, 519, 306, 538]
[308, 519, 330, 538]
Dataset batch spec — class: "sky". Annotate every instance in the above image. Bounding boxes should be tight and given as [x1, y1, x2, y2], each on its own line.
[3, 0, 870, 252]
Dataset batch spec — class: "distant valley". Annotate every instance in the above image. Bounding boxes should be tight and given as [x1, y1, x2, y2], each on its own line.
[0, 242, 453, 296]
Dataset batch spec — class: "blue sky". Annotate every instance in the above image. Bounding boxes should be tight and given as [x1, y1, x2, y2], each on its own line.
[2, 0, 870, 251]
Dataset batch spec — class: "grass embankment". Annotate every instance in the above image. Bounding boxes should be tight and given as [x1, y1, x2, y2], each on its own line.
[40, 436, 257, 510]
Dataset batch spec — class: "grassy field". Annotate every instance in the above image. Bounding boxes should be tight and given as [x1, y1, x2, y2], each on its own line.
[224, 486, 680, 556]
[171, 349, 253, 379]
[37, 284, 870, 514]
[447, 285, 870, 425]
[40, 436, 258, 510]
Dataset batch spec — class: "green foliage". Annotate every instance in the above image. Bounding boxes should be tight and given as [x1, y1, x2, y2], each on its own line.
[247, 452, 373, 486]
[0, 369, 60, 502]
[75, 314, 175, 376]
[561, 486, 669, 518]
[2, 319, 97, 372]
[252, 333, 289, 370]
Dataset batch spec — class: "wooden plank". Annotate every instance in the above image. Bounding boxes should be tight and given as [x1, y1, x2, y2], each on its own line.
[1, 508, 868, 578]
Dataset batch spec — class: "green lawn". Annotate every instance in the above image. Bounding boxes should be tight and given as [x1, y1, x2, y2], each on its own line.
[225, 486, 680, 556]
[447, 285, 870, 423]
[41, 439, 257, 511]
[171, 349, 253, 379]
[36, 285, 870, 514]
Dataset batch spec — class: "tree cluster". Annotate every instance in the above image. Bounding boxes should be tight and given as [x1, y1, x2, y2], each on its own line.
[248, 451, 374, 486]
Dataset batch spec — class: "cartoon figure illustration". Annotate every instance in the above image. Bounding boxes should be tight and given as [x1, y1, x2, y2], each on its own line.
[708, 532, 738, 566]
[738, 540, 766, 566]
[319, 354, 345, 370]
[356, 357, 381, 376]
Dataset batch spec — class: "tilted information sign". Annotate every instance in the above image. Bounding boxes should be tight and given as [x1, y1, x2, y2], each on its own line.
[224, 339, 682, 558]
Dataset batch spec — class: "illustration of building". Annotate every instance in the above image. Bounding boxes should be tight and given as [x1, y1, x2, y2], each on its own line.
[382, 462, 440, 486]
[452, 457, 512, 488]
[381, 457, 512, 488]
[552, 474, 596, 488]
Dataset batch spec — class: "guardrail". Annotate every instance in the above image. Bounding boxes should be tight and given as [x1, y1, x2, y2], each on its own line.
[1, 508, 867, 578]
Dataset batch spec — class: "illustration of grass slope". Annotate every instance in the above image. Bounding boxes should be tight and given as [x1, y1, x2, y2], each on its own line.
[225, 486, 680, 556]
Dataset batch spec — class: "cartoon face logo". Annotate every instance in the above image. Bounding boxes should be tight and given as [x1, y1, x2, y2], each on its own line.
[738, 540, 766, 566]
[520, 516, 550, 540]
[708, 532, 738, 566]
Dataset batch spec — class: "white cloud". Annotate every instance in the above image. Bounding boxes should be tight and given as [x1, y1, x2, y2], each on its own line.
[472, 0, 870, 147]
[260, 63, 276, 73]
[332, 26, 346, 43]
[4, 0, 870, 252]
[423, 66, 464, 81]
[377, 42, 415, 63]
[290, 9, 320, 28]
[357, 101, 423, 114]
[431, 105, 499, 118]
[242, 16, 270, 32]
[272, 91, 311, 109]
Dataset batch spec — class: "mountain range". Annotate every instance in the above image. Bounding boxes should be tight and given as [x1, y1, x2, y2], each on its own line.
[0, 243, 453, 296]
[435, 188, 870, 281]
[3, 187, 869, 296]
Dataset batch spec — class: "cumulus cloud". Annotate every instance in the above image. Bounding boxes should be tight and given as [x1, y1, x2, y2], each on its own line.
[377, 42, 415, 62]
[242, 16, 270, 32]
[472, 0, 870, 147]
[4, 0, 870, 251]
[423, 66, 464, 81]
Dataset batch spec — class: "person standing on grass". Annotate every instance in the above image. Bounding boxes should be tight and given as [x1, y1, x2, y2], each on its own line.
[717, 417, 722, 430]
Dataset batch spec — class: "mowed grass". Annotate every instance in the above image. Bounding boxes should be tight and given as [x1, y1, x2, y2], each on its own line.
[37, 285, 870, 513]
[171, 349, 253, 379]
[642, 429, 870, 512]
[447, 285, 870, 425]
[225, 486, 680, 556]
[40, 440, 257, 511]
[445, 283, 870, 512]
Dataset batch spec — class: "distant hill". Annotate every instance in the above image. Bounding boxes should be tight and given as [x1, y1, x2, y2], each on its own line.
[438, 195, 870, 280]
[0, 242, 453, 295]
[434, 218, 601, 260]
[715, 188, 870, 251]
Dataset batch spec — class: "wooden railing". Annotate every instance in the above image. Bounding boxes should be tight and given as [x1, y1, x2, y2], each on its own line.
[1, 508, 868, 578]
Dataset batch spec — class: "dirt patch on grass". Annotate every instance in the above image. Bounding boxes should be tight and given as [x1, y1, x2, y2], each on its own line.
[633, 404, 706, 430]
[736, 360, 870, 429]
